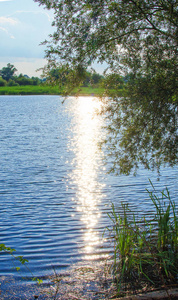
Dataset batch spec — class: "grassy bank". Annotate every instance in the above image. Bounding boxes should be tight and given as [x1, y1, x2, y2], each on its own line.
[0, 85, 105, 96]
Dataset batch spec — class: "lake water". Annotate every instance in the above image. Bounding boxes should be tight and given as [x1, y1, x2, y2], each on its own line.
[0, 95, 177, 297]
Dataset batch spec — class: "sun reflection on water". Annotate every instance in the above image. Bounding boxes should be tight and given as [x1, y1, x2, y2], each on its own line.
[68, 97, 106, 260]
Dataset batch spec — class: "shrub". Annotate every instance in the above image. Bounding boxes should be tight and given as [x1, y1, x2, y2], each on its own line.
[0, 77, 7, 86]
[7, 79, 19, 86]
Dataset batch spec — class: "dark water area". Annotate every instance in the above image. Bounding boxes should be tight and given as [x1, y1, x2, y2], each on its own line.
[0, 95, 177, 298]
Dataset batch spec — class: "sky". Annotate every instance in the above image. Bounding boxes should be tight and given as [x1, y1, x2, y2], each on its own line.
[0, 0, 54, 77]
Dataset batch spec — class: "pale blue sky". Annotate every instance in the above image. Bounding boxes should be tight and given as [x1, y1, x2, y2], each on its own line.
[0, 0, 54, 77]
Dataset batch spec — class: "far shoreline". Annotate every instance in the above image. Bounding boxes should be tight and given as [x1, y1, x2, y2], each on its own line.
[0, 85, 124, 97]
[0, 85, 105, 96]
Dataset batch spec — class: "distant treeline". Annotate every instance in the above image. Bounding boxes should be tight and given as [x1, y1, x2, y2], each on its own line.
[0, 63, 106, 88]
[45, 66, 125, 90]
[0, 63, 125, 92]
[0, 63, 41, 87]
[47, 67, 105, 88]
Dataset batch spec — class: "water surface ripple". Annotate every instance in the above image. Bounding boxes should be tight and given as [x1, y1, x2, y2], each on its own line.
[0, 95, 177, 284]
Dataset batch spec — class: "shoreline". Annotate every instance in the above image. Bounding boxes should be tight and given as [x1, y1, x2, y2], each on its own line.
[0, 86, 124, 96]
[0, 86, 105, 97]
[0, 260, 113, 299]
[1, 266, 177, 300]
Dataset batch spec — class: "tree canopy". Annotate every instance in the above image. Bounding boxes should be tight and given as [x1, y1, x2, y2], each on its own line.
[35, 0, 177, 71]
[0, 64, 42, 86]
[35, 0, 178, 174]
[0, 63, 17, 81]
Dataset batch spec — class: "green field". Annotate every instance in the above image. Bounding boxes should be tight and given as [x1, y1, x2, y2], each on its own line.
[0, 85, 105, 96]
[0, 85, 62, 95]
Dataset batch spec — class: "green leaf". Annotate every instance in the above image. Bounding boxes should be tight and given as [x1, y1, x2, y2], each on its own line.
[37, 279, 43, 285]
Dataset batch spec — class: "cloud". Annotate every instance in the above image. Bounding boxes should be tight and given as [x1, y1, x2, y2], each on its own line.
[0, 25, 15, 38]
[0, 10, 52, 51]
[11, 10, 53, 22]
[0, 16, 18, 25]
[0, 1, 54, 76]
[0, 26, 8, 33]
[0, 57, 48, 77]
[0, 16, 18, 39]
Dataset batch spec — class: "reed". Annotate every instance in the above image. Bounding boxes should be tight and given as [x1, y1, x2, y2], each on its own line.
[107, 183, 178, 296]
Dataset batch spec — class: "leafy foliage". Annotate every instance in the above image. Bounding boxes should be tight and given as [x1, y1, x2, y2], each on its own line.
[35, 0, 178, 174]
[35, 0, 177, 70]
[0, 63, 17, 81]
[0, 64, 42, 87]
[14, 74, 41, 86]
[7, 79, 19, 86]
[43, 64, 104, 89]
[0, 243, 43, 288]
[0, 244, 28, 272]
[101, 84, 177, 174]
[0, 76, 7, 87]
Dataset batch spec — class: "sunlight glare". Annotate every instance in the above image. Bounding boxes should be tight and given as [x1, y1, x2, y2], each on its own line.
[68, 97, 105, 259]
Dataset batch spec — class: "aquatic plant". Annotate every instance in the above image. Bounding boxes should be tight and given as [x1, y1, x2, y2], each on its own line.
[107, 183, 178, 297]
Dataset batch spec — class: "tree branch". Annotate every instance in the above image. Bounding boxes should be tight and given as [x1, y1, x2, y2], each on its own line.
[129, 0, 176, 40]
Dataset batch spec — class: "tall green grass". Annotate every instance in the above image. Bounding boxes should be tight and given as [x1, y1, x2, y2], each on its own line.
[0, 85, 106, 96]
[107, 183, 177, 296]
[0, 85, 63, 95]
